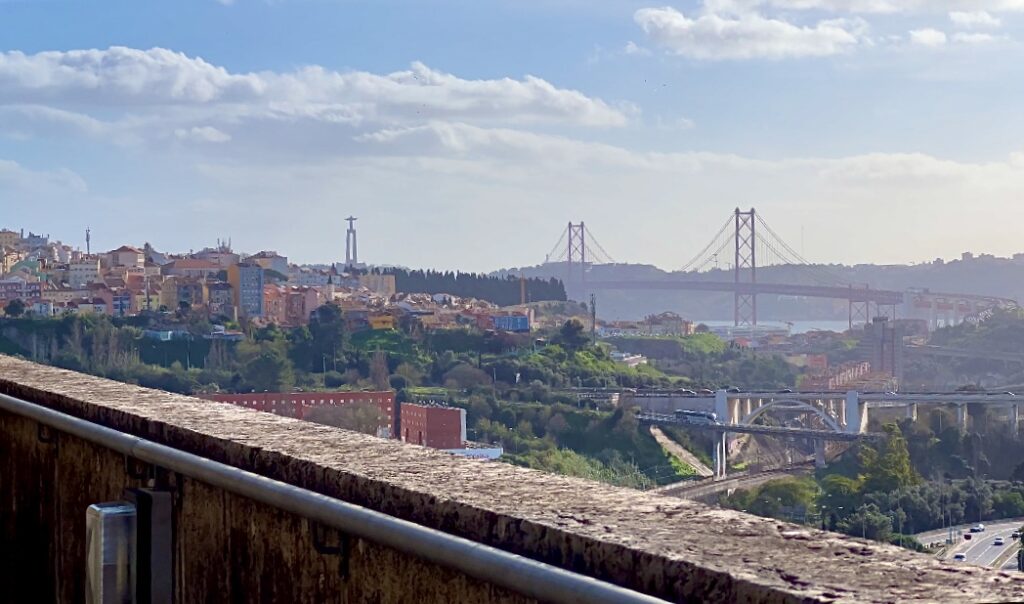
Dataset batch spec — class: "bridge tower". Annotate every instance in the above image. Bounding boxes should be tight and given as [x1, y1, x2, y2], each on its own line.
[566, 222, 586, 284]
[848, 286, 871, 331]
[734, 208, 757, 328]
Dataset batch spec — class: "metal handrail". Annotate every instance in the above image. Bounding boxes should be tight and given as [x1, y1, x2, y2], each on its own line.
[0, 392, 670, 604]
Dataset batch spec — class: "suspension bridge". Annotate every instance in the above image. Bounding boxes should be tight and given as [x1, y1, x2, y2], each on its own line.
[543, 209, 1017, 330]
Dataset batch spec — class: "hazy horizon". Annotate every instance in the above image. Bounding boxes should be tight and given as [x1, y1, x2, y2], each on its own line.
[5, 1, 1024, 271]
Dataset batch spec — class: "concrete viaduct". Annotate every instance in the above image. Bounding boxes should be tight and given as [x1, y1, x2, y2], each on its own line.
[639, 390, 1022, 479]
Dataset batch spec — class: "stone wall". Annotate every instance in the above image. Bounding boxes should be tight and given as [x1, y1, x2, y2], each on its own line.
[1, 355, 1022, 603]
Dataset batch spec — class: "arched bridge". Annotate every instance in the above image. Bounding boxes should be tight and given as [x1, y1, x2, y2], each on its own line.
[639, 389, 1024, 478]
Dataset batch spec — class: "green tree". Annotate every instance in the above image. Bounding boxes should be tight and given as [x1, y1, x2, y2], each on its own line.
[555, 319, 590, 352]
[443, 363, 491, 389]
[860, 424, 920, 494]
[819, 474, 861, 520]
[749, 477, 818, 519]
[838, 504, 893, 541]
[992, 491, 1024, 518]
[1011, 461, 1024, 483]
[242, 350, 294, 392]
[394, 362, 423, 387]
[370, 350, 390, 390]
[286, 304, 349, 374]
[4, 299, 25, 318]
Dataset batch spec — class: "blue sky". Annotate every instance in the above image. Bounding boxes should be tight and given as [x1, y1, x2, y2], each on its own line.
[3, 0, 1024, 271]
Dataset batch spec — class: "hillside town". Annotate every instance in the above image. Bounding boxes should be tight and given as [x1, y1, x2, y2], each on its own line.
[0, 227, 533, 336]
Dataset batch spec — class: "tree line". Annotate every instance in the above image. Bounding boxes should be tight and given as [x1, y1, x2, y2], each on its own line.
[383, 268, 566, 306]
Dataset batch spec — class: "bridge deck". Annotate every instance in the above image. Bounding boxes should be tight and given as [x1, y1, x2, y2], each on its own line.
[637, 412, 879, 441]
[579, 279, 1016, 307]
[584, 279, 905, 304]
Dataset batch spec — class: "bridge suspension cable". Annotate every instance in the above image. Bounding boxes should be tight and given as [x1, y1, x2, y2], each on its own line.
[677, 208, 851, 288]
[542, 222, 617, 266]
[584, 225, 616, 265]
[679, 215, 733, 273]
[754, 214, 851, 286]
[545, 228, 568, 263]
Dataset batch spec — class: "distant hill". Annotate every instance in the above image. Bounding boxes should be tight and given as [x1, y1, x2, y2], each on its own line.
[494, 255, 1024, 321]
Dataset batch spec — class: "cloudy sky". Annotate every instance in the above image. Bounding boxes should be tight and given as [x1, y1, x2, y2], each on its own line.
[3, 0, 1024, 271]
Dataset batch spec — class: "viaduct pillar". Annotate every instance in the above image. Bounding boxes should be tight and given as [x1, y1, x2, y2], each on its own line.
[814, 440, 826, 469]
[956, 403, 968, 432]
[844, 392, 865, 434]
[905, 403, 918, 422]
[713, 431, 728, 479]
[715, 390, 729, 424]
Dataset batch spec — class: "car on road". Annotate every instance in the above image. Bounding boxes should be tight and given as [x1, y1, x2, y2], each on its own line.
[697, 388, 714, 395]
[963, 533, 972, 541]
[953, 553, 967, 561]
[970, 524, 985, 533]
[994, 537, 1005, 546]
[1013, 531, 1020, 539]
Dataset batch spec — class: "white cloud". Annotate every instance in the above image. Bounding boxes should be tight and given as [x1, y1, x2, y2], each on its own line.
[760, 1, 1024, 14]
[950, 11, 1002, 28]
[174, 126, 232, 143]
[0, 47, 629, 129]
[909, 28, 948, 46]
[952, 32, 1000, 44]
[624, 41, 652, 55]
[634, 7, 863, 59]
[658, 116, 697, 130]
[0, 105, 109, 140]
[0, 159, 87, 195]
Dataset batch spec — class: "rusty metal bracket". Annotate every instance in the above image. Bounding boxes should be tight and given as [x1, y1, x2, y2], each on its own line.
[310, 520, 351, 578]
[37, 422, 57, 444]
[125, 455, 154, 481]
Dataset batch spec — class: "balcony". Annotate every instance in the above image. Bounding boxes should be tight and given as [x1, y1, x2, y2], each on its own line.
[0, 354, 1020, 602]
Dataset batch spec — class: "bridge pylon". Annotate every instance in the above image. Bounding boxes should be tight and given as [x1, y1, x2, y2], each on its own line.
[734, 208, 757, 328]
[567, 222, 586, 284]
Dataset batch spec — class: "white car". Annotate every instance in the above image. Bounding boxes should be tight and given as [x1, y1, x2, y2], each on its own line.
[971, 524, 986, 533]
[953, 553, 967, 561]
[994, 537, 1005, 546]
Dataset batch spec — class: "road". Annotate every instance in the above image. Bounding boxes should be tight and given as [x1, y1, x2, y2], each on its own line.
[919, 520, 1022, 568]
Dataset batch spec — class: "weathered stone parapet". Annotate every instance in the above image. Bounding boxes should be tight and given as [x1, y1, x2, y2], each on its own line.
[1, 354, 1022, 603]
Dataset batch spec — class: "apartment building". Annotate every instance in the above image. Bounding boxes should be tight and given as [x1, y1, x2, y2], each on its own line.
[227, 262, 265, 317]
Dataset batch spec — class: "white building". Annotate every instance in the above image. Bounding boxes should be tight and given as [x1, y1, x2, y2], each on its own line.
[247, 251, 288, 275]
[288, 267, 330, 287]
[68, 257, 101, 288]
[107, 246, 145, 268]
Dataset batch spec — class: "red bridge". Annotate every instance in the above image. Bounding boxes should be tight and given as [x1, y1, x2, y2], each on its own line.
[544, 209, 1017, 330]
